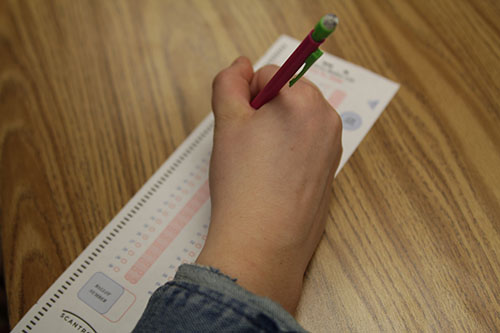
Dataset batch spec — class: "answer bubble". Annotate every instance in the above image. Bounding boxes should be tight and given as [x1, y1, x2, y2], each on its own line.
[341, 111, 362, 131]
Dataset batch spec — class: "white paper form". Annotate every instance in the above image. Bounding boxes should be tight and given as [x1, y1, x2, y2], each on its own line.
[13, 35, 399, 333]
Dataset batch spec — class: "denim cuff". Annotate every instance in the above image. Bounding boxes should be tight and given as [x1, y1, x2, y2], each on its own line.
[175, 263, 307, 332]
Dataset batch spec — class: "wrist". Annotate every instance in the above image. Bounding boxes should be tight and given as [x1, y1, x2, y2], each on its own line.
[196, 233, 304, 313]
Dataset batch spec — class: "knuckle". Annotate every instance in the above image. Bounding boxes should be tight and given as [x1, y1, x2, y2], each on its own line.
[301, 82, 322, 100]
[212, 69, 230, 90]
[287, 83, 322, 112]
[329, 108, 342, 130]
[256, 65, 279, 83]
[260, 64, 279, 74]
[308, 79, 323, 94]
[327, 110, 343, 145]
[324, 107, 342, 137]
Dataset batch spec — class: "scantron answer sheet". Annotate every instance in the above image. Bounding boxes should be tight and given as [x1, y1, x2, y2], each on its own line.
[13, 35, 399, 333]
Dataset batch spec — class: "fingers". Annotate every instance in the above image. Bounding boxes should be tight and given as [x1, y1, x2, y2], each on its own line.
[250, 65, 326, 109]
[212, 56, 254, 120]
[250, 65, 279, 98]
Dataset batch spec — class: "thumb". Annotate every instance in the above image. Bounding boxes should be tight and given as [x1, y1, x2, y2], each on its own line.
[212, 56, 254, 120]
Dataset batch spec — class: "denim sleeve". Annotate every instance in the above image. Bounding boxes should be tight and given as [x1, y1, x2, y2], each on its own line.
[132, 264, 307, 332]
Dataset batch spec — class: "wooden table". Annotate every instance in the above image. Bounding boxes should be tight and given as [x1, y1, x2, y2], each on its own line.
[1, 0, 499, 331]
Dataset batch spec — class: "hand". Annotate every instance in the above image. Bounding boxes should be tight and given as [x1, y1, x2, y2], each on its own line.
[196, 56, 343, 314]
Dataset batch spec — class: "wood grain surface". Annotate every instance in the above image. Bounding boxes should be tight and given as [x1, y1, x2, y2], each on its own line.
[1, 0, 499, 331]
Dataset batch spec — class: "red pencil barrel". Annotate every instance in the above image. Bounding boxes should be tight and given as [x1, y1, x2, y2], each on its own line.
[250, 31, 323, 109]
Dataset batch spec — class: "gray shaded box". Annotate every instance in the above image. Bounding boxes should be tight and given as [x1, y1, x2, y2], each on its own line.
[78, 272, 124, 314]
